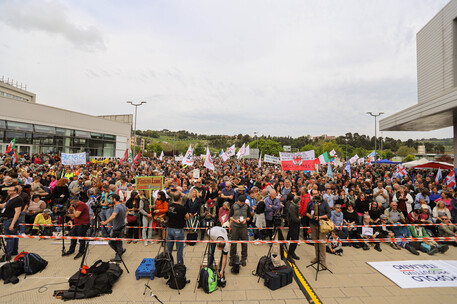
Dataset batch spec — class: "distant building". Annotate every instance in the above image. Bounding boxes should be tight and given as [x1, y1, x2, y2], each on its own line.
[380, 1, 457, 167]
[0, 79, 131, 157]
[130, 136, 145, 150]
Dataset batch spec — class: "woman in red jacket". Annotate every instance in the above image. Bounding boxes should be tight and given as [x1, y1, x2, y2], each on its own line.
[153, 191, 168, 241]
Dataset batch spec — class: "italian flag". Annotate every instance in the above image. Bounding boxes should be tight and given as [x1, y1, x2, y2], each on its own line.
[12, 148, 19, 165]
[316, 151, 330, 164]
[6, 138, 15, 153]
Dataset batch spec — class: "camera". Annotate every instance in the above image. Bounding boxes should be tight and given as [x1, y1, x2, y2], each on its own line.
[231, 254, 240, 274]
[54, 204, 67, 217]
[313, 195, 322, 202]
[217, 276, 226, 288]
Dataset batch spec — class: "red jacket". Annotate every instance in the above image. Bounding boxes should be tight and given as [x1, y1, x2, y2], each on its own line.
[299, 193, 310, 217]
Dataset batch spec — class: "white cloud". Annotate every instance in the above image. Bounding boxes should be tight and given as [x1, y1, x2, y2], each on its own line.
[0, 0, 452, 141]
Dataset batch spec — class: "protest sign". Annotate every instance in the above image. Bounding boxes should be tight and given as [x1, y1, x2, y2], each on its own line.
[279, 150, 315, 171]
[135, 176, 164, 190]
[368, 260, 457, 288]
[61, 152, 86, 165]
[264, 154, 280, 164]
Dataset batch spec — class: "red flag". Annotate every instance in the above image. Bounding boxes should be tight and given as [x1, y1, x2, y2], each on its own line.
[133, 151, 141, 163]
[120, 149, 128, 164]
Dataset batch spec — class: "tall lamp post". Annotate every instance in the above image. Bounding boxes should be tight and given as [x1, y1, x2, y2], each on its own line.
[127, 101, 147, 155]
[366, 112, 384, 165]
[254, 131, 259, 157]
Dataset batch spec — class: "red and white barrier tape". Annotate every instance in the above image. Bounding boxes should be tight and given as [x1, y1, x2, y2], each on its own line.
[7, 222, 457, 230]
[1, 234, 456, 244]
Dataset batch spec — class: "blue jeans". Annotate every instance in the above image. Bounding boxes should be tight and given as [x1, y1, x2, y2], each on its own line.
[18, 211, 26, 234]
[68, 224, 90, 254]
[4, 219, 19, 256]
[100, 208, 112, 237]
[167, 228, 184, 265]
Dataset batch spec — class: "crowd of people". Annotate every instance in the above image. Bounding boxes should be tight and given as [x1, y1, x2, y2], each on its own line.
[0, 152, 456, 273]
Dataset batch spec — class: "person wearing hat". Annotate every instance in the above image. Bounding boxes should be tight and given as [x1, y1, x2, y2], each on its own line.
[234, 185, 246, 203]
[31, 209, 54, 236]
[200, 199, 216, 240]
[229, 194, 251, 267]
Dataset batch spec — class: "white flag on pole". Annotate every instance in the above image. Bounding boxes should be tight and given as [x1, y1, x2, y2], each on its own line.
[236, 143, 246, 159]
[222, 144, 235, 161]
[204, 147, 215, 171]
[159, 151, 164, 161]
[258, 152, 262, 168]
[245, 145, 250, 157]
[182, 145, 194, 166]
[330, 149, 336, 157]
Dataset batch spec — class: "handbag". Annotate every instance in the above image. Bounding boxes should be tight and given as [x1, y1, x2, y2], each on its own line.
[319, 219, 335, 234]
[127, 214, 138, 224]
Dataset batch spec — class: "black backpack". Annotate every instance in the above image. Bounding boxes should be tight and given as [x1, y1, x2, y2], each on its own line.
[155, 252, 174, 278]
[167, 264, 189, 289]
[253, 255, 273, 278]
[197, 267, 218, 293]
[23, 253, 48, 276]
[0, 260, 24, 284]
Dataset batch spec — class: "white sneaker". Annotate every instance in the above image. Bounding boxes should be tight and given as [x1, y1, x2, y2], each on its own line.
[144, 241, 149, 246]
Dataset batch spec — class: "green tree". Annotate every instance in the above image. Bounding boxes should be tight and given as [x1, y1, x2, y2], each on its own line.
[147, 142, 163, 155]
[300, 144, 315, 152]
[403, 154, 415, 162]
[397, 145, 416, 157]
[194, 144, 205, 156]
[381, 149, 395, 160]
[250, 138, 283, 156]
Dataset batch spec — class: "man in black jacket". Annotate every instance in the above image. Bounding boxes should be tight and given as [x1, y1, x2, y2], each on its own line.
[287, 196, 301, 260]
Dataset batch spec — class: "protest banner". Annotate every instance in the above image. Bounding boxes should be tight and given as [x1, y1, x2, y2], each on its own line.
[368, 260, 457, 288]
[279, 150, 315, 171]
[61, 152, 86, 165]
[135, 176, 164, 190]
[264, 154, 281, 164]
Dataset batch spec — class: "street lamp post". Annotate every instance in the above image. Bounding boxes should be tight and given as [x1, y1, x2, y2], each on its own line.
[366, 112, 384, 165]
[254, 131, 259, 156]
[127, 101, 147, 156]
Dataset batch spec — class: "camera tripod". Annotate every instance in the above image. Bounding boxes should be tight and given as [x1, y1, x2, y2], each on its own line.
[193, 228, 223, 292]
[306, 201, 333, 280]
[69, 210, 129, 300]
[256, 226, 284, 283]
[0, 218, 12, 263]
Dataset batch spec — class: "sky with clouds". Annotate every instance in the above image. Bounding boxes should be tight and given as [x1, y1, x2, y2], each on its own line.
[0, 0, 452, 140]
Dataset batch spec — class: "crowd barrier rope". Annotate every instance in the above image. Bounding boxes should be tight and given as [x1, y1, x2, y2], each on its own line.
[1, 234, 456, 244]
[5, 221, 456, 230]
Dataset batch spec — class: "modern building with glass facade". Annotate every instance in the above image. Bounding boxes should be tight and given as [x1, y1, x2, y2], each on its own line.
[0, 81, 132, 158]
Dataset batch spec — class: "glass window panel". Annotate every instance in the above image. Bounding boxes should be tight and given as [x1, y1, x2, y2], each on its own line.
[104, 134, 116, 140]
[34, 125, 56, 134]
[55, 128, 73, 136]
[103, 142, 115, 157]
[5, 131, 32, 144]
[91, 133, 103, 139]
[0, 120, 6, 129]
[75, 130, 91, 138]
[7, 121, 33, 132]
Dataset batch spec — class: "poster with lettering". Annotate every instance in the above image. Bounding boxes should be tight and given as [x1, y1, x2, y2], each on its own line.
[135, 176, 164, 190]
[368, 260, 457, 288]
[61, 152, 86, 165]
[279, 150, 315, 171]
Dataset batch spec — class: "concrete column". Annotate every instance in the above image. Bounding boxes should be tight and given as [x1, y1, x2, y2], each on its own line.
[454, 113, 457, 168]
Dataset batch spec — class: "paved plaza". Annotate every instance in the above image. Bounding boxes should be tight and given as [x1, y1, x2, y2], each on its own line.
[1, 237, 456, 304]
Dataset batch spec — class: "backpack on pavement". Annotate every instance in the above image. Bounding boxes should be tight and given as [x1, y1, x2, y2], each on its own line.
[23, 253, 48, 277]
[197, 267, 218, 293]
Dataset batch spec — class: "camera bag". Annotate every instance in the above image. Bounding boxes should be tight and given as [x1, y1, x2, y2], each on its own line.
[263, 271, 281, 290]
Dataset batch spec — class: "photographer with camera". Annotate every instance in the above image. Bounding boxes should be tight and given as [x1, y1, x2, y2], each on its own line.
[207, 225, 228, 287]
[101, 194, 127, 262]
[305, 189, 331, 268]
[63, 196, 90, 259]
[229, 194, 251, 267]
